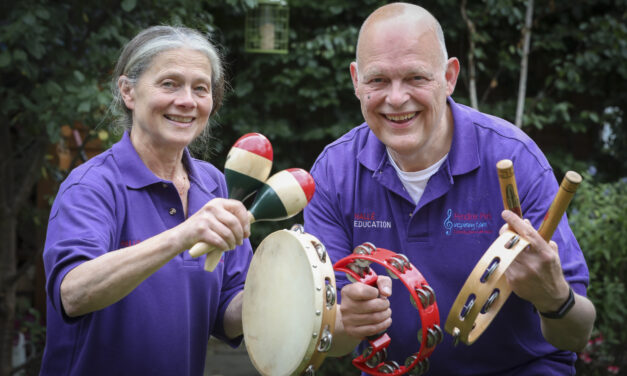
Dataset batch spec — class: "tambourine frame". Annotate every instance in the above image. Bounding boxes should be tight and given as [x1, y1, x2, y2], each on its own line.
[444, 229, 530, 345]
[243, 227, 337, 376]
[334, 245, 441, 376]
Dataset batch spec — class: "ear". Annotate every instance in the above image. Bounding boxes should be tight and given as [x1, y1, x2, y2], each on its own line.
[118, 76, 135, 110]
[444, 57, 460, 96]
[349, 62, 360, 98]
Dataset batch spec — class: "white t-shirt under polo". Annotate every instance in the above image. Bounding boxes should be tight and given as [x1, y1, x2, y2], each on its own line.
[386, 149, 448, 205]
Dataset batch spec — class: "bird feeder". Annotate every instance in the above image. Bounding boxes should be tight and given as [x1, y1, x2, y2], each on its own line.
[245, 0, 289, 54]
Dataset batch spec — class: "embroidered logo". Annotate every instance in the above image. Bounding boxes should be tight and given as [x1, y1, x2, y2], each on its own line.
[353, 212, 392, 229]
[444, 209, 493, 235]
[119, 240, 142, 248]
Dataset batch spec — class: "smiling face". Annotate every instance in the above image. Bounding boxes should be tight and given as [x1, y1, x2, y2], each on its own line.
[119, 48, 213, 154]
[351, 12, 459, 171]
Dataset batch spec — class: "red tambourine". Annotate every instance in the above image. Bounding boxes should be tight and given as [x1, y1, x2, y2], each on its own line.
[333, 243, 442, 376]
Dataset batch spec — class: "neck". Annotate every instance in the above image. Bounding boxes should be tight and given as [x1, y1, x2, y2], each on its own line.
[389, 105, 454, 172]
[130, 133, 186, 181]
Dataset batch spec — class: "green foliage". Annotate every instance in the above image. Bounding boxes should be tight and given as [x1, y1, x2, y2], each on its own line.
[569, 175, 627, 374]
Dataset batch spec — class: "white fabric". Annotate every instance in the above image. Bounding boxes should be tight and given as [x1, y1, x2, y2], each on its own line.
[386, 149, 448, 205]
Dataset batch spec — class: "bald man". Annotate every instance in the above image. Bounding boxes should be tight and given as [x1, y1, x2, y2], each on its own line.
[305, 2, 595, 375]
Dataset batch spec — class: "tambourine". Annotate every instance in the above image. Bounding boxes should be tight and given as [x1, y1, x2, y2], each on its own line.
[445, 163, 582, 346]
[334, 243, 441, 376]
[243, 225, 337, 376]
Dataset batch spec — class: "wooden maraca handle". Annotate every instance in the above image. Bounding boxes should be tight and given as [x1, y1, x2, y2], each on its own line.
[187, 212, 255, 271]
[496, 160, 522, 218]
[537, 171, 582, 242]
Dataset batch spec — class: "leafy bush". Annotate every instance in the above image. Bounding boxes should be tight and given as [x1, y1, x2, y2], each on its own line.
[569, 175, 626, 375]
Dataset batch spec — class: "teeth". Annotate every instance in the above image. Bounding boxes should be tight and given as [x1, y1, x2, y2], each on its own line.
[166, 115, 193, 123]
[386, 113, 416, 121]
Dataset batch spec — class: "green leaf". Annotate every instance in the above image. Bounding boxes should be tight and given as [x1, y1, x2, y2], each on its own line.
[0, 51, 10, 68]
[73, 70, 85, 82]
[121, 0, 137, 12]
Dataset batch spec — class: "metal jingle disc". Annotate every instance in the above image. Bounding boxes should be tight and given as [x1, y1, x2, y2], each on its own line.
[481, 289, 500, 314]
[451, 327, 461, 347]
[386, 268, 400, 280]
[290, 223, 305, 233]
[432, 324, 444, 345]
[314, 242, 327, 263]
[317, 327, 333, 352]
[378, 360, 400, 374]
[348, 262, 366, 278]
[325, 284, 336, 308]
[365, 347, 388, 369]
[387, 256, 405, 273]
[460, 296, 476, 319]
[417, 358, 430, 375]
[361, 242, 377, 254]
[481, 258, 500, 283]
[416, 287, 433, 308]
[426, 328, 437, 348]
[395, 253, 411, 269]
[404, 354, 418, 368]
[304, 365, 315, 376]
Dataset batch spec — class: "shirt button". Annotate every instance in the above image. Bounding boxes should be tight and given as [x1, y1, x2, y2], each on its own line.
[162, 183, 168, 188]
[169, 208, 177, 215]
[409, 213, 413, 217]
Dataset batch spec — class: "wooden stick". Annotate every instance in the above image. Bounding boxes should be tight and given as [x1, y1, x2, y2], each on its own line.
[496, 159, 522, 218]
[537, 171, 582, 242]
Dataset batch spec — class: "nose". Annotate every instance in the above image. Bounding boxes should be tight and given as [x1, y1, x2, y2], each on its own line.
[386, 81, 409, 108]
[174, 86, 197, 109]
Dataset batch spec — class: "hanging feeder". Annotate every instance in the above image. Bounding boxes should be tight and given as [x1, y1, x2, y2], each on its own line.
[245, 0, 289, 54]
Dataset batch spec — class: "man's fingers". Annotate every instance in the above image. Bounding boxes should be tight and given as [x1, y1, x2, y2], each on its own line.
[377, 275, 392, 297]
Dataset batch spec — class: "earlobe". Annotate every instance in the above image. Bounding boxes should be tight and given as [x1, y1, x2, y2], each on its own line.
[118, 76, 135, 110]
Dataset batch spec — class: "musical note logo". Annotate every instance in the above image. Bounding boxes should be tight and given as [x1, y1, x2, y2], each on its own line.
[444, 209, 453, 236]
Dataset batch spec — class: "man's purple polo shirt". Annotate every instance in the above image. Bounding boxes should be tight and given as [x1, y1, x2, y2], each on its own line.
[41, 132, 252, 376]
[304, 98, 588, 375]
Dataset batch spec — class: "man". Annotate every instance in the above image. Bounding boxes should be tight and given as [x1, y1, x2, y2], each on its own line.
[304, 3, 595, 375]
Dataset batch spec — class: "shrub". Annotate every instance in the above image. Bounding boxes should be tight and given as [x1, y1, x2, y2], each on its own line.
[569, 175, 626, 375]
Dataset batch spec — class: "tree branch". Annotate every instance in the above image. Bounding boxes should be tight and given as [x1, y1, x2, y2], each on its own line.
[515, 0, 534, 128]
[460, 0, 479, 110]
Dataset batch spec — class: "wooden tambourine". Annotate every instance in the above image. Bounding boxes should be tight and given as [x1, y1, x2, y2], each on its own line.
[334, 244, 441, 376]
[243, 225, 337, 376]
[444, 167, 582, 346]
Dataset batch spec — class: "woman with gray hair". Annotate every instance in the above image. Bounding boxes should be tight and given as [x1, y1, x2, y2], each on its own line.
[41, 25, 252, 376]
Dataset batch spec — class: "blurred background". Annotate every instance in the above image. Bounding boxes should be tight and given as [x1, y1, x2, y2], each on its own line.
[1, 0, 625, 375]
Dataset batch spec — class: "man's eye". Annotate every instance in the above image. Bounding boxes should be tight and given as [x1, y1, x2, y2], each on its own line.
[369, 78, 384, 84]
[413, 76, 426, 81]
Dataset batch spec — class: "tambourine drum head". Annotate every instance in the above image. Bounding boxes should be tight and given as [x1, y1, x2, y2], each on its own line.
[243, 232, 319, 375]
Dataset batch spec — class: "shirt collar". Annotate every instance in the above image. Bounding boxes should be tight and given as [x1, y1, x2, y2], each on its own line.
[112, 131, 210, 191]
[357, 97, 481, 176]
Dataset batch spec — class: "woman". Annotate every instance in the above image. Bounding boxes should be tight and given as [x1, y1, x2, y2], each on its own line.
[41, 26, 252, 376]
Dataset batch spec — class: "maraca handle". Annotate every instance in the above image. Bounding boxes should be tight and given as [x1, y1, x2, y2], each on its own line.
[188, 212, 256, 271]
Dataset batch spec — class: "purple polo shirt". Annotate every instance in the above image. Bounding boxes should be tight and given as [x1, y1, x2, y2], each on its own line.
[41, 132, 252, 376]
[304, 98, 588, 375]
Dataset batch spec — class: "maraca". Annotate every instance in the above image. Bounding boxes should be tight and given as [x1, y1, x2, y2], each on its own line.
[190, 168, 316, 271]
[224, 133, 273, 201]
[185, 133, 272, 262]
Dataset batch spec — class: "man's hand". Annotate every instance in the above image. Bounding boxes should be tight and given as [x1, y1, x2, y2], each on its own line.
[500, 210, 570, 312]
[340, 276, 393, 339]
